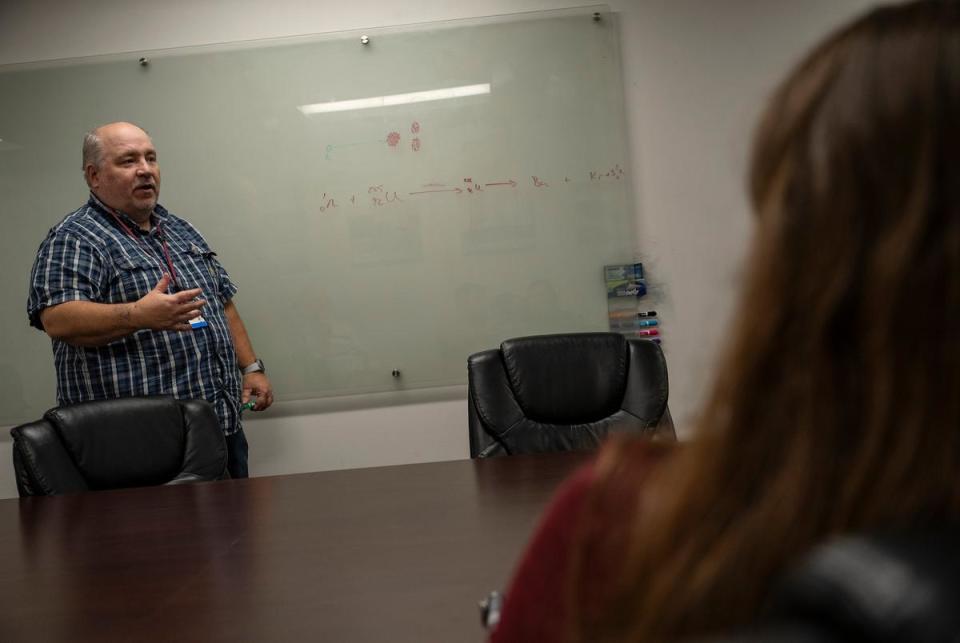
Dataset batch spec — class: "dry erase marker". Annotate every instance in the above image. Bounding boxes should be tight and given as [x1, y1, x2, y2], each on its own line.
[637, 311, 657, 317]
[612, 319, 659, 329]
[637, 329, 660, 337]
[241, 400, 256, 412]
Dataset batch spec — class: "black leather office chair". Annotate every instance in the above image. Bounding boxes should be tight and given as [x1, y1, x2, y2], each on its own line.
[702, 528, 960, 643]
[10, 396, 228, 496]
[467, 332, 674, 458]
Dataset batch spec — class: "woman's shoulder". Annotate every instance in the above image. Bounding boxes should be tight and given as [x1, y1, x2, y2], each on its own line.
[538, 436, 676, 539]
[490, 437, 676, 643]
[532, 438, 673, 532]
[591, 435, 676, 504]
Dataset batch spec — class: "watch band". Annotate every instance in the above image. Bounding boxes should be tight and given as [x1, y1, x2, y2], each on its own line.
[241, 359, 265, 375]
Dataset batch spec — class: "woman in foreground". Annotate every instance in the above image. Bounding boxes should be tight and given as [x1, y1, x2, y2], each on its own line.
[491, 1, 960, 641]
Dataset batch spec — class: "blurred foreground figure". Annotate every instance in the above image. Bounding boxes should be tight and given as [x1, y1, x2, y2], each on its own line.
[491, 1, 960, 641]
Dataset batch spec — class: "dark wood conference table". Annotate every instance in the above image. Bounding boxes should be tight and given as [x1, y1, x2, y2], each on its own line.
[0, 451, 589, 642]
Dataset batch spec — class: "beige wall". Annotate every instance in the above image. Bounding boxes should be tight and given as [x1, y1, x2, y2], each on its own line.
[0, 0, 877, 498]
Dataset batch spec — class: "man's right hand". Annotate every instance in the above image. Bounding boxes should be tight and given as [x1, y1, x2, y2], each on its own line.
[131, 273, 207, 332]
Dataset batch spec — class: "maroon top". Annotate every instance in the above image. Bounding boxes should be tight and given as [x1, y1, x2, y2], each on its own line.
[490, 441, 672, 642]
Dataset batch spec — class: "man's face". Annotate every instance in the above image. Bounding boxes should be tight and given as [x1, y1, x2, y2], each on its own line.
[86, 123, 160, 221]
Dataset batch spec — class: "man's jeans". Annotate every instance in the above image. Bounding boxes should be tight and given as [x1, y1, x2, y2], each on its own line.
[225, 427, 250, 479]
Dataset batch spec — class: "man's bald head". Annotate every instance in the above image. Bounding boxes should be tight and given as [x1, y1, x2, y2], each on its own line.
[82, 122, 151, 185]
[82, 122, 160, 223]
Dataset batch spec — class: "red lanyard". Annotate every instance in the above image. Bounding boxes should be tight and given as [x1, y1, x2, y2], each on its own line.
[106, 208, 179, 288]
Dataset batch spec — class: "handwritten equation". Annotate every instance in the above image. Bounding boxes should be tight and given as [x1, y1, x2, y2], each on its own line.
[318, 117, 626, 212]
[315, 164, 625, 214]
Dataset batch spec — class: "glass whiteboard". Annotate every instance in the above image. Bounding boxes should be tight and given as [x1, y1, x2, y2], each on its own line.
[0, 5, 638, 424]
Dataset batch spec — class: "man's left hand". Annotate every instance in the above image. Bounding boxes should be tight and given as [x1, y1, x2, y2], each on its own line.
[242, 373, 274, 411]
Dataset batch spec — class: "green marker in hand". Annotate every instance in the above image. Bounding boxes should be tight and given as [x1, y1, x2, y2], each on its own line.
[241, 400, 256, 412]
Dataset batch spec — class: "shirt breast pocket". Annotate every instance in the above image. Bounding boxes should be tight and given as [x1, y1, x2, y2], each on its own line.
[176, 244, 222, 298]
[111, 253, 162, 303]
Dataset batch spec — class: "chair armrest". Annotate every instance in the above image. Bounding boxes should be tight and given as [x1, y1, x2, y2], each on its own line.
[166, 472, 222, 485]
[10, 421, 89, 496]
[178, 399, 229, 481]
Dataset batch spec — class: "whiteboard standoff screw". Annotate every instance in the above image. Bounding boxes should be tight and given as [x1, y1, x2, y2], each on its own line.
[360, 35, 370, 45]
[391, 369, 401, 378]
[592, 12, 601, 22]
[138, 57, 150, 66]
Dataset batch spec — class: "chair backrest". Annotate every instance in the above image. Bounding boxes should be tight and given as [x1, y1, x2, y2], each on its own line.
[467, 332, 674, 458]
[701, 528, 960, 643]
[10, 396, 228, 496]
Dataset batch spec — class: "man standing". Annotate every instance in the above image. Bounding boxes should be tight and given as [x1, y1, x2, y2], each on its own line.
[27, 121, 272, 478]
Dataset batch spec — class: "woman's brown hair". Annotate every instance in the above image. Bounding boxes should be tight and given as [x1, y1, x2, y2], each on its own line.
[574, 1, 960, 640]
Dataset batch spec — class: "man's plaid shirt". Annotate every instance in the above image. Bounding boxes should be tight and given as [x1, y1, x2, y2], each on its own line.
[28, 194, 243, 435]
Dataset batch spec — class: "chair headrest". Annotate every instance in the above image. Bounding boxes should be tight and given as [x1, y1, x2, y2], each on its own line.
[500, 333, 628, 423]
[44, 396, 187, 490]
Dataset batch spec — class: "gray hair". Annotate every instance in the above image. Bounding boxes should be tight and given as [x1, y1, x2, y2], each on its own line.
[82, 129, 104, 186]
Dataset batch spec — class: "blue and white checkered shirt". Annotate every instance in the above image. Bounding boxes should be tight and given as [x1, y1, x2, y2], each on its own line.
[27, 194, 243, 435]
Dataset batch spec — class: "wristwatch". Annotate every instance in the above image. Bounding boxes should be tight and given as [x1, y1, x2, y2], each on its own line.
[241, 359, 265, 375]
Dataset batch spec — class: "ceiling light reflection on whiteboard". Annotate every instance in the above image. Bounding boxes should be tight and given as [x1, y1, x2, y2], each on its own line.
[297, 83, 491, 115]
